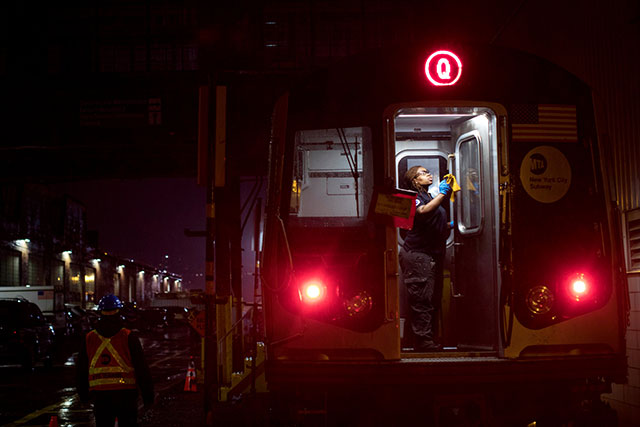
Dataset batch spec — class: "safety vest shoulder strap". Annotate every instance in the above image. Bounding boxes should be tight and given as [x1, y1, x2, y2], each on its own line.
[88, 328, 133, 372]
[87, 328, 136, 390]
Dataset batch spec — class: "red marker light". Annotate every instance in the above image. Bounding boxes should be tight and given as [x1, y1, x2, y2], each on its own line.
[572, 279, 587, 295]
[305, 283, 321, 299]
[300, 280, 326, 304]
[425, 50, 462, 86]
[568, 273, 589, 300]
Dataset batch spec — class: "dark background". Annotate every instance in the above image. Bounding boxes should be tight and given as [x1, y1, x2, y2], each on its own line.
[1, 1, 638, 290]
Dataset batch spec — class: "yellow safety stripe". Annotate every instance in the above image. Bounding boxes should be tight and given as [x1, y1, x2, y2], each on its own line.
[89, 333, 109, 367]
[89, 332, 133, 373]
[89, 366, 130, 374]
[89, 378, 136, 387]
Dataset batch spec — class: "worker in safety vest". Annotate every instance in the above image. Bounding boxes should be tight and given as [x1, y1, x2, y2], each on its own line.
[76, 294, 154, 426]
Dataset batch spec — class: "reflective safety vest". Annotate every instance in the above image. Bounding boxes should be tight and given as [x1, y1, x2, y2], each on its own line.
[86, 328, 137, 391]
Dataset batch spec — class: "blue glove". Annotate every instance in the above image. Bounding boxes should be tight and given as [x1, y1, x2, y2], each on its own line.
[438, 179, 452, 196]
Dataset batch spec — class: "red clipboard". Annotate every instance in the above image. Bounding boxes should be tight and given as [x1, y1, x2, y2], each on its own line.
[368, 187, 417, 230]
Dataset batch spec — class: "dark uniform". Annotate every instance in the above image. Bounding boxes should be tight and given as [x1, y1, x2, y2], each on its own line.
[400, 190, 448, 350]
[76, 314, 154, 427]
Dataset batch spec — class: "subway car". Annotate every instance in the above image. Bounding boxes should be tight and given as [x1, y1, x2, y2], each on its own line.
[259, 43, 627, 425]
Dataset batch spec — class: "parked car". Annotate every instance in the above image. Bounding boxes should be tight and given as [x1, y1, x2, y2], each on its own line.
[163, 306, 190, 325]
[121, 301, 139, 330]
[0, 298, 55, 370]
[86, 307, 99, 329]
[64, 304, 92, 337]
[138, 307, 169, 330]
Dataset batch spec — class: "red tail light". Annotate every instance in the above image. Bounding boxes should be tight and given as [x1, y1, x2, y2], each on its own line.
[299, 279, 326, 304]
[569, 274, 589, 301]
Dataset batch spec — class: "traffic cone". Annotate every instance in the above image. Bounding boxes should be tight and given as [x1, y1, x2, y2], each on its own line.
[184, 356, 197, 392]
[49, 415, 59, 427]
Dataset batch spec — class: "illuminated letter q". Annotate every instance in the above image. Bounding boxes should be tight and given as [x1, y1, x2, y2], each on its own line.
[436, 58, 451, 79]
[425, 50, 462, 86]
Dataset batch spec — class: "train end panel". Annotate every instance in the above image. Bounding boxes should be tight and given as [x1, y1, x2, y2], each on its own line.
[505, 271, 627, 384]
[263, 296, 400, 361]
[255, 42, 628, 423]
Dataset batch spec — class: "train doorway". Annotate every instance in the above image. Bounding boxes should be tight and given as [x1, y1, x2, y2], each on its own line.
[392, 105, 502, 354]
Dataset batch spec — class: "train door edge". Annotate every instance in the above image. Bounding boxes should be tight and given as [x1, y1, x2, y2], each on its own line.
[261, 92, 294, 354]
[450, 111, 501, 352]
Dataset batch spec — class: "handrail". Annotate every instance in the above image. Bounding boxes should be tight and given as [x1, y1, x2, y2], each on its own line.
[218, 306, 254, 346]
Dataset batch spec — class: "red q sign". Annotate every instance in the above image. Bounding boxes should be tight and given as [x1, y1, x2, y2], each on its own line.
[425, 50, 462, 86]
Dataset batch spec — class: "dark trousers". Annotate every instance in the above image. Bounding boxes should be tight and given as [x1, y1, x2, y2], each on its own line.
[92, 389, 139, 427]
[399, 248, 443, 347]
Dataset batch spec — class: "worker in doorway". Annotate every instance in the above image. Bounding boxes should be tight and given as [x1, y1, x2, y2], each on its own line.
[76, 294, 154, 426]
[400, 166, 453, 352]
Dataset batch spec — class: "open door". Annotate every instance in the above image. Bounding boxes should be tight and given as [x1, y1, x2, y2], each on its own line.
[393, 106, 501, 355]
[450, 114, 499, 352]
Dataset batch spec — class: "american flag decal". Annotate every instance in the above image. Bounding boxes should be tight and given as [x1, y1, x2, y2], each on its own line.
[38, 290, 53, 300]
[511, 104, 577, 142]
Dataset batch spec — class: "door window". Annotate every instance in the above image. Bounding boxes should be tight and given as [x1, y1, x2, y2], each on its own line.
[396, 153, 452, 243]
[290, 127, 372, 225]
[457, 133, 482, 233]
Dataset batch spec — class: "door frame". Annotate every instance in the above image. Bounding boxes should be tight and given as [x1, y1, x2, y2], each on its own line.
[384, 102, 507, 355]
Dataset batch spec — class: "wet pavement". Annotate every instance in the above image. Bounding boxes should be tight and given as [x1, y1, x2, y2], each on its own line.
[139, 381, 206, 426]
[0, 324, 209, 427]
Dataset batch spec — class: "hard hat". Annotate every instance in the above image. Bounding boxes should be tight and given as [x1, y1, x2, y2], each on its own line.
[97, 294, 123, 312]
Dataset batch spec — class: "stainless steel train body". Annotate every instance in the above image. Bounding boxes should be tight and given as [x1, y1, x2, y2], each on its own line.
[260, 43, 627, 423]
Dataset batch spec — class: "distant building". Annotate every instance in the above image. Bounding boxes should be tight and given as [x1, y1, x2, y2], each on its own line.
[0, 183, 182, 319]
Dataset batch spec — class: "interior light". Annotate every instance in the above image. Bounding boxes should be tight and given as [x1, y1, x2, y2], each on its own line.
[398, 114, 475, 118]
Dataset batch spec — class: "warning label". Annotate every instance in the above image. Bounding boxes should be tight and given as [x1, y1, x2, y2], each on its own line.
[189, 310, 206, 337]
[520, 146, 571, 203]
[374, 193, 414, 219]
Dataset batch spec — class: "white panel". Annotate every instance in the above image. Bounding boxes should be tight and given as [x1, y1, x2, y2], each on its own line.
[327, 178, 357, 195]
[308, 150, 362, 172]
